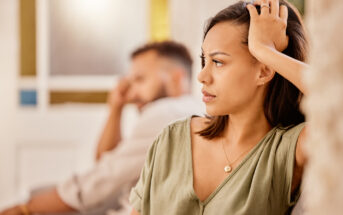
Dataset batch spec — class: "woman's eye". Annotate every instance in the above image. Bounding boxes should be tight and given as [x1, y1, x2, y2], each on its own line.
[200, 55, 206, 68]
[213, 60, 223, 67]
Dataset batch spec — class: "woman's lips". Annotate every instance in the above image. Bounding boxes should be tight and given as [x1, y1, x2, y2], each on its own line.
[202, 90, 216, 103]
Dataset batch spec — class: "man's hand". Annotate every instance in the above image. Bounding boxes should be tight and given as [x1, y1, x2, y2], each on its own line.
[1, 188, 77, 215]
[0, 205, 24, 215]
[130, 209, 140, 215]
[108, 77, 132, 110]
[247, 0, 289, 58]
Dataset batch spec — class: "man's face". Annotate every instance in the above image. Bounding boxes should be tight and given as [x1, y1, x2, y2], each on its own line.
[127, 50, 168, 109]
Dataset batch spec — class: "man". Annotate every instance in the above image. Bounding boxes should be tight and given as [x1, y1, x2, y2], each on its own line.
[0, 41, 204, 215]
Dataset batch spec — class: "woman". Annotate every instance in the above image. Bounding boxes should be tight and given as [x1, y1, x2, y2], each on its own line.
[130, 0, 309, 214]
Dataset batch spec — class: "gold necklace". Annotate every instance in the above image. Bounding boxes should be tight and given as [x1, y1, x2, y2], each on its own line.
[221, 140, 254, 173]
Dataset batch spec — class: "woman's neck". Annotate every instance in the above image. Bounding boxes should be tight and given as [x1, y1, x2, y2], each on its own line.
[223, 107, 272, 147]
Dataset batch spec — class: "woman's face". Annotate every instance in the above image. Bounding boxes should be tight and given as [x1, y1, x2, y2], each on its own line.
[199, 21, 263, 116]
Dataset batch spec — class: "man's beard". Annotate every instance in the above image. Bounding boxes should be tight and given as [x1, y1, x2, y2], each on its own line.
[136, 84, 168, 110]
[152, 84, 168, 102]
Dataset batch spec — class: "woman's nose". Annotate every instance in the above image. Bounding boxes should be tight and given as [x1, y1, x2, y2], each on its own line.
[197, 66, 212, 85]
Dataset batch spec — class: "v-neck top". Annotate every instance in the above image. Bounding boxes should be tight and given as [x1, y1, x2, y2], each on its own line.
[129, 117, 305, 215]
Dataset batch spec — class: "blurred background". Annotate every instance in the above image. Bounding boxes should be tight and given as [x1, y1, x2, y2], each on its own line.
[0, 0, 305, 209]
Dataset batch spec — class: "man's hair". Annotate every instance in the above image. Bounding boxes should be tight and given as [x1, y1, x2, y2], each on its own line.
[131, 41, 193, 79]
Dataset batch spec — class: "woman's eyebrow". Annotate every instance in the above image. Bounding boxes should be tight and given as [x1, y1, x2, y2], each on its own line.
[209, 51, 231, 57]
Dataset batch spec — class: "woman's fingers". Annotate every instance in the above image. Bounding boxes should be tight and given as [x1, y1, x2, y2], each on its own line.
[271, 0, 280, 17]
[279, 5, 288, 23]
[260, 0, 270, 16]
[253, 0, 262, 5]
[254, 0, 287, 22]
[247, 4, 259, 19]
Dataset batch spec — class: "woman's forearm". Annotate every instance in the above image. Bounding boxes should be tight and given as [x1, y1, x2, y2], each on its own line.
[253, 44, 309, 95]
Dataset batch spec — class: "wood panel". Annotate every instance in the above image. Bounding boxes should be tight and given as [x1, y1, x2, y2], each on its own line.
[20, 0, 36, 76]
[49, 91, 109, 105]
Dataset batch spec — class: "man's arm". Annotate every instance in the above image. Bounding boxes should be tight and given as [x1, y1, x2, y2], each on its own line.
[27, 188, 76, 213]
[95, 78, 131, 160]
[130, 209, 140, 215]
[95, 107, 123, 160]
[0, 188, 76, 215]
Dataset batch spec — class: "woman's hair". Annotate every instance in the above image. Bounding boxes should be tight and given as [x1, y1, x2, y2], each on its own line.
[198, 0, 308, 139]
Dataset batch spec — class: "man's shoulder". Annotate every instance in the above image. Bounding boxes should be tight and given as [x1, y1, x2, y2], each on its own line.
[143, 95, 204, 114]
[137, 96, 203, 126]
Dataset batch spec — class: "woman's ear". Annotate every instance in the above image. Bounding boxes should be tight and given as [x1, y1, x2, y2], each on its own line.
[257, 64, 275, 86]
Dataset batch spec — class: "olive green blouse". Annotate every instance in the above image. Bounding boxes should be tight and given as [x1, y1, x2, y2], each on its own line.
[129, 117, 305, 215]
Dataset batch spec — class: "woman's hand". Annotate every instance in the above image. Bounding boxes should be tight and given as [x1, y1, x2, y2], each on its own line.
[246, 0, 289, 59]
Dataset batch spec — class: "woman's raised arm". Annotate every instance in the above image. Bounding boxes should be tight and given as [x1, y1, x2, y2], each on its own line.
[247, 0, 309, 95]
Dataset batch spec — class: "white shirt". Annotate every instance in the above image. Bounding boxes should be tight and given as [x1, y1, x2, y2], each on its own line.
[57, 95, 204, 214]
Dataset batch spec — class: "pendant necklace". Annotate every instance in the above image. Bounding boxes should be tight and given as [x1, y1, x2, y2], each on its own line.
[221, 140, 254, 173]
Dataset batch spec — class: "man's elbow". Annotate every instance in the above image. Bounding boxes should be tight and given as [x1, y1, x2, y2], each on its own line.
[130, 208, 140, 215]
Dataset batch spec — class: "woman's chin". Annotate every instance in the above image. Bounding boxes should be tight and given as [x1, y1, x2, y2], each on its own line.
[205, 107, 227, 116]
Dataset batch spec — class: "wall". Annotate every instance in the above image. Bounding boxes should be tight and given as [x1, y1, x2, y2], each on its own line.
[170, 0, 236, 97]
[0, 0, 19, 208]
[303, 0, 343, 214]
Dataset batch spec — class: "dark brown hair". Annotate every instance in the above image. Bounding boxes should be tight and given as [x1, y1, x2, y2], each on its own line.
[131, 41, 193, 79]
[198, 0, 308, 139]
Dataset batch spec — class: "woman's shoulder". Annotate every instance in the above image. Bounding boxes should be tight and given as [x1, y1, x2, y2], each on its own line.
[153, 116, 193, 146]
[275, 122, 306, 140]
[146, 117, 193, 166]
[166, 116, 191, 133]
[151, 116, 208, 154]
[163, 115, 208, 133]
[270, 122, 306, 164]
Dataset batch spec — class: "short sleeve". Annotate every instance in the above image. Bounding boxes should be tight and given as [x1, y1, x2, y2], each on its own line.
[129, 135, 160, 213]
[57, 136, 155, 211]
[284, 122, 306, 206]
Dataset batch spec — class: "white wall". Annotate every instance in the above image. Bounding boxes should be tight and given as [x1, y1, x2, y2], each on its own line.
[0, 0, 19, 208]
[170, 0, 236, 97]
